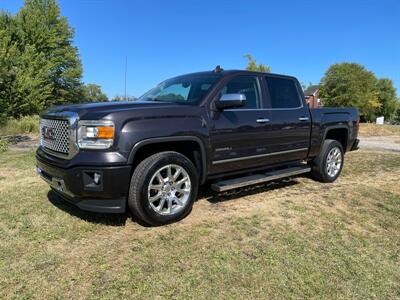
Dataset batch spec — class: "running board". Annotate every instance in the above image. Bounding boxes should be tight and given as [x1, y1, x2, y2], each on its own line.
[211, 165, 311, 192]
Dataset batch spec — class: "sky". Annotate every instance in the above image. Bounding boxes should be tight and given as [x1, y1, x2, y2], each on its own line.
[1, 0, 399, 98]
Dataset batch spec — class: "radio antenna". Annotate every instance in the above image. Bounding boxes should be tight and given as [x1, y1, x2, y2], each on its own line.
[124, 56, 128, 100]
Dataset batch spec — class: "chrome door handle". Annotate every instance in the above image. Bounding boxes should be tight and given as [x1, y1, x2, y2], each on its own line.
[256, 118, 270, 123]
[298, 117, 309, 121]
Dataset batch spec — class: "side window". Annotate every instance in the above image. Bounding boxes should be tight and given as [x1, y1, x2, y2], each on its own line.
[219, 76, 261, 109]
[265, 77, 301, 109]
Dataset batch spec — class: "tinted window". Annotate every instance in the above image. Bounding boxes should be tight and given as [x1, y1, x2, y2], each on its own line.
[219, 76, 261, 109]
[265, 77, 301, 108]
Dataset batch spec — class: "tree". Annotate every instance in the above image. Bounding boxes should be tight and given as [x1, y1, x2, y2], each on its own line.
[376, 78, 398, 120]
[392, 98, 400, 124]
[301, 81, 314, 91]
[16, 0, 83, 108]
[0, 0, 84, 118]
[112, 95, 137, 101]
[244, 54, 271, 73]
[81, 84, 108, 102]
[319, 63, 380, 122]
[112, 95, 124, 102]
[0, 12, 20, 118]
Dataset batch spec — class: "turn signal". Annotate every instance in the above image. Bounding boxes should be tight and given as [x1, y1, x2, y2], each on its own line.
[97, 126, 115, 139]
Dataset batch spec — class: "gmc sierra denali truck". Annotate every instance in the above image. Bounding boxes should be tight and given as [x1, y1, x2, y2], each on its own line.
[36, 68, 360, 225]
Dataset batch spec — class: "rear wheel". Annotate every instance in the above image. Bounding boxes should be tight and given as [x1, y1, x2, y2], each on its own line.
[128, 151, 199, 226]
[310, 139, 344, 183]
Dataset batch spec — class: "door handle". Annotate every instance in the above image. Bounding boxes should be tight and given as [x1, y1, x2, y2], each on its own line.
[256, 118, 270, 123]
[298, 117, 309, 121]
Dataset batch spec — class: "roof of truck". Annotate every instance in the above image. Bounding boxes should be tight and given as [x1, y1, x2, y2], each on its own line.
[174, 69, 298, 81]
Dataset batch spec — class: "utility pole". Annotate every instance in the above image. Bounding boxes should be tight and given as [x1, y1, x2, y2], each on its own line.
[124, 56, 127, 101]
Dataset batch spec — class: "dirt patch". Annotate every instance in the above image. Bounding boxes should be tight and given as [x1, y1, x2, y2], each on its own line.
[5, 135, 39, 151]
[359, 136, 400, 152]
[359, 123, 400, 136]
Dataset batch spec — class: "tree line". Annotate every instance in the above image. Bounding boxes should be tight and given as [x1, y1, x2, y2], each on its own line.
[1, 1, 398, 123]
[0, 0, 109, 120]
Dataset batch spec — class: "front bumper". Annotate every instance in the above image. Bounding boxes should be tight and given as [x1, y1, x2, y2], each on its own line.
[36, 154, 131, 213]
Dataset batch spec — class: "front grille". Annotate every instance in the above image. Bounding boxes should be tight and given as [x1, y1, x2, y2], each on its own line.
[40, 118, 70, 155]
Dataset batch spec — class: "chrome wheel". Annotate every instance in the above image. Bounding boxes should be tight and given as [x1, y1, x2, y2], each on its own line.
[326, 147, 342, 178]
[147, 164, 191, 215]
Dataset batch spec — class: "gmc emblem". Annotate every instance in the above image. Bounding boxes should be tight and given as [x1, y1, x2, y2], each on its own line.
[43, 126, 56, 140]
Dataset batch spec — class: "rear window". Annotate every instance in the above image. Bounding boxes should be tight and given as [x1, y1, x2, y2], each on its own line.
[265, 77, 301, 109]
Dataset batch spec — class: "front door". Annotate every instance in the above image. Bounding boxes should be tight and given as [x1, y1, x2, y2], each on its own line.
[209, 75, 271, 174]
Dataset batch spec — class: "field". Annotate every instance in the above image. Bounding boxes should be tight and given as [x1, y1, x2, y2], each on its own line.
[0, 125, 400, 299]
[359, 123, 400, 136]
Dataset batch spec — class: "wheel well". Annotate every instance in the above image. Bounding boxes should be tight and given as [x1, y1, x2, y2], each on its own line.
[325, 128, 348, 151]
[131, 141, 204, 181]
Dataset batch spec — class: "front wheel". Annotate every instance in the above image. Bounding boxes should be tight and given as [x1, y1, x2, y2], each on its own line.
[310, 139, 344, 183]
[128, 151, 199, 226]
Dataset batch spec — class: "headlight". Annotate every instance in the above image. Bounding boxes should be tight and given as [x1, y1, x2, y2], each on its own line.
[77, 120, 115, 149]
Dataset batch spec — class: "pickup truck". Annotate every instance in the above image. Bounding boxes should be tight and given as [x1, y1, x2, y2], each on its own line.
[36, 68, 360, 225]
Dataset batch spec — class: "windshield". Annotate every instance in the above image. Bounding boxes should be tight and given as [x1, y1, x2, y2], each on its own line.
[139, 73, 221, 104]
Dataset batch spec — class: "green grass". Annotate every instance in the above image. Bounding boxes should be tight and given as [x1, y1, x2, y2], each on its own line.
[0, 149, 399, 299]
[0, 138, 8, 153]
[0, 115, 39, 136]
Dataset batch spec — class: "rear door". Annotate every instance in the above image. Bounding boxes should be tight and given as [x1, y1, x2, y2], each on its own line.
[209, 74, 272, 174]
[262, 75, 311, 163]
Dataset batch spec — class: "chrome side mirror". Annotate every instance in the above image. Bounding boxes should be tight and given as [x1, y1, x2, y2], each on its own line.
[215, 93, 246, 110]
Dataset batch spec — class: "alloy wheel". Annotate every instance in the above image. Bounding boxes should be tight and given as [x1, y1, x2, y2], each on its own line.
[326, 147, 342, 178]
[147, 164, 191, 215]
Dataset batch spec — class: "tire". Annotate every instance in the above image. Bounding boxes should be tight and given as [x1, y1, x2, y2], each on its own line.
[310, 139, 344, 183]
[128, 151, 199, 226]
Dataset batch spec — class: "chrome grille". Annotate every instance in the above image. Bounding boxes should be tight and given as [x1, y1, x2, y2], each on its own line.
[40, 118, 70, 155]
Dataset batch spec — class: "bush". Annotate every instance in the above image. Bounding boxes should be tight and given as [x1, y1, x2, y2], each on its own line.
[320, 63, 379, 122]
[0, 138, 9, 153]
[0, 114, 7, 126]
[0, 115, 39, 136]
[320, 63, 398, 122]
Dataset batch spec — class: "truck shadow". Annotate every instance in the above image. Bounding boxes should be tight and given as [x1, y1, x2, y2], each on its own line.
[47, 177, 304, 226]
[47, 190, 128, 226]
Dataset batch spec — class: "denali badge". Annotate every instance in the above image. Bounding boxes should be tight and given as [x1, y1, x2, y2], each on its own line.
[43, 126, 56, 140]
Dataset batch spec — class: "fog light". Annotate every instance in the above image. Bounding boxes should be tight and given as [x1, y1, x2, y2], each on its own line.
[94, 172, 101, 185]
[83, 171, 103, 191]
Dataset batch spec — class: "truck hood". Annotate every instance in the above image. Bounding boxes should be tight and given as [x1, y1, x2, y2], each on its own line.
[47, 100, 177, 113]
[44, 100, 194, 119]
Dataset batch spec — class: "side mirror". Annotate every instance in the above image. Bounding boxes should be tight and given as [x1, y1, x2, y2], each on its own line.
[215, 93, 246, 110]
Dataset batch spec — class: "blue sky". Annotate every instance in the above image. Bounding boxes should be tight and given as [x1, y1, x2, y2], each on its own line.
[2, 0, 399, 98]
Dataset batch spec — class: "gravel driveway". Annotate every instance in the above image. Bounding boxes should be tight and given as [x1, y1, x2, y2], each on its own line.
[359, 136, 400, 152]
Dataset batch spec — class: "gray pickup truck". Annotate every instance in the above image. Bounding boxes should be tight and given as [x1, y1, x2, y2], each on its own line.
[36, 68, 359, 225]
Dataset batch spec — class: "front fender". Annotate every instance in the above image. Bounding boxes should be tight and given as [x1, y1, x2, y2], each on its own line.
[127, 135, 208, 184]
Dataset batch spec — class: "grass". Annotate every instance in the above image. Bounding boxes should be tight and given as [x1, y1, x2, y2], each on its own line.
[1, 149, 400, 298]
[0, 138, 8, 153]
[359, 122, 400, 136]
[0, 115, 39, 136]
